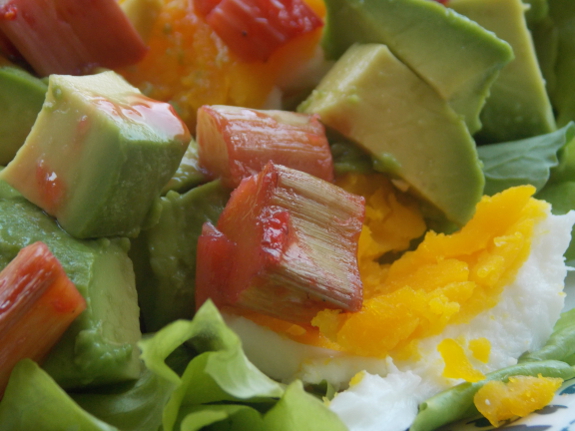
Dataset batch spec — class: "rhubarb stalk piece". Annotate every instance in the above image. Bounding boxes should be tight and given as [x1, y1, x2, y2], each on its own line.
[196, 162, 365, 324]
[194, 0, 323, 62]
[197, 105, 334, 188]
[0, 242, 86, 396]
[0, 0, 147, 76]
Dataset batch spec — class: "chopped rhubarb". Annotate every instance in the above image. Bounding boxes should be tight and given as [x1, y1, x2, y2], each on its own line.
[0, 0, 147, 76]
[194, 0, 323, 62]
[195, 162, 365, 324]
[197, 105, 334, 187]
[0, 241, 86, 395]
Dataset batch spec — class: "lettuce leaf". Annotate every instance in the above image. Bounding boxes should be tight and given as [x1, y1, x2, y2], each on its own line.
[0, 302, 348, 431]
[0, 359, 118, 431]
[478, 122, 575, 196]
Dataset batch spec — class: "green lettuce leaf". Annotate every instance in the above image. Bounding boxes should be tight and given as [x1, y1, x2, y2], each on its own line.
[0, 302, 348, 431]
[478, 122, 575, 196]
[0, 359, 118, 431]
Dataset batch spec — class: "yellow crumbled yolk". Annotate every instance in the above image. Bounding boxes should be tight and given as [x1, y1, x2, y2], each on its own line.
[469, 337, 492, 363]
[350, 371, 366, 387]
[438, 338, 485, 383]
[474, 375, 563, 427]
[335, 173, 427, 299]
[312, 182, 548, 358]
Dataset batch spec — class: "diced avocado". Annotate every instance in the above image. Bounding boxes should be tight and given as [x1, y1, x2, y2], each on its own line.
[0, 65, 47, 165]
[0, 186, 141, 389]
[320, 0, 513, 133]
[161, 137, 207, 194]
[300, 44, 484, 225]
[0, 71, 189, 239]
[548, 0, 575, 127]
[450, 0, 556, 143]
[131, 180, 230, 332]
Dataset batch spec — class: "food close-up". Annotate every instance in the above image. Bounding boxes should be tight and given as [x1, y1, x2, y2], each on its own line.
[1, 0, 575, 430]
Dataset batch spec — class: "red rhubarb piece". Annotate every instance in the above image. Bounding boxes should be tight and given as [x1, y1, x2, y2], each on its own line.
[0, 0, 147, 76]
[196, 162, 365, 324]
[0, 242, 86, 395]
[194, 0, 323, 62]
[197, 105, 334, 188]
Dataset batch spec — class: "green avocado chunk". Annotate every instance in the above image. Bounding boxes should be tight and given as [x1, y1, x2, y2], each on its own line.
[450, 0, 556, 143]
[548, 0, 575, 127]
[0, 65, 47, 165]
[320, 0, 513, 134]
[0, 71, 189, 239]
[131, 180, 230, 332]
[300, 43, 485, 226]
[161, 137, 207, 194]
[0, 185, 142, 389]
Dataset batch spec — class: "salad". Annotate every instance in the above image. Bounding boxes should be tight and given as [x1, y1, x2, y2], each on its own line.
[0, 0, 575, 430]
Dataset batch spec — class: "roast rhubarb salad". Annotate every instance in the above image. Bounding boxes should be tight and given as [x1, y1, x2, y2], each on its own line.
[1, 0, 575, 430]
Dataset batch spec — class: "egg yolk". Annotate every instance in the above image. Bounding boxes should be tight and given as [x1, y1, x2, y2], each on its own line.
[313, 180, 547, 358]
[438, 338, 485, 383]
[474, 375, 563, 427]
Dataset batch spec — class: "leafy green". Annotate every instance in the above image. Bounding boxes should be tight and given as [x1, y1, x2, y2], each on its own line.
[520, 308, 575, 365]
[0, 359, 118, 431]
[410, 360, 575, 431]
[478, 122, 575, 196]
[71, 367, 175, 431]
[140, 301, 347, 431]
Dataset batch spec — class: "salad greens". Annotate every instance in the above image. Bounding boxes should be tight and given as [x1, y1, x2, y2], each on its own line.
[478, 122, 575, 196]
[0, 302, 349, 430]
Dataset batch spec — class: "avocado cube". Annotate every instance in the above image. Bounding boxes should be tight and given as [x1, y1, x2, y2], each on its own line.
[319, 0, 514, 134]
[0, 186, 142, 389]
[131, 180, 230, 332]
[0, 71, 190, 239]
[300, 44, 484, 226]
[450, 0, 556, 143]
[0, 65, 47, 165]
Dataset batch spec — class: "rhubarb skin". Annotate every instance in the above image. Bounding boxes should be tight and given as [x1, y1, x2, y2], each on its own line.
[0, 0, 147, 76]
[197, 105, 334, 188]
[0, 241, 86, 396]
[195, 0, 323, 62]
[196, 162, 365, 324]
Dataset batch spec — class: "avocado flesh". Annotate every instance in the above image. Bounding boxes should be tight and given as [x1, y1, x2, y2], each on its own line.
[300, 44, 484, 226]
[450, 0, 556, 143]
[320, 0, 513, 134]
[0, 71, 188, 239]
[548, 0, 575, 127]
[0, 185, 141, 389]
[0, 65, 47, 165]
[131, 180, 230, 332]
[161, 137, 207, 194]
